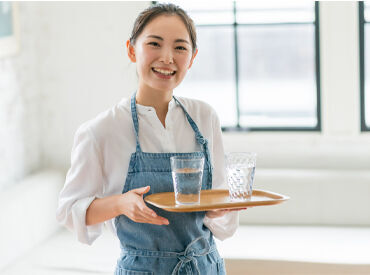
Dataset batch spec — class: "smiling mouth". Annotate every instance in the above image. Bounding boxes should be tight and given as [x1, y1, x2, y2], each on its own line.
[152, 68, 176, 76]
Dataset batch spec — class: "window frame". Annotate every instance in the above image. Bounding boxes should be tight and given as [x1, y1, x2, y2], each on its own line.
[359, 1, 370, 131]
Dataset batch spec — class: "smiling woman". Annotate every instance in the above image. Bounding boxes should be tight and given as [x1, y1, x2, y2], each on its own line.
[56, 3, 242, 275]
[127, 14, 198, 125]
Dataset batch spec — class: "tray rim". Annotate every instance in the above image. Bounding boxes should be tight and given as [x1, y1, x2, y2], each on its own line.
[144, 189, 290, 212]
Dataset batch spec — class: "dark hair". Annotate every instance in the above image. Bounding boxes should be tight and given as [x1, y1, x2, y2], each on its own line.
[130, 3, 197, 53]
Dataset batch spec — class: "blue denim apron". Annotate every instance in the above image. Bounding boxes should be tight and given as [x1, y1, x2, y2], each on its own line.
[114, 94, 226, 275]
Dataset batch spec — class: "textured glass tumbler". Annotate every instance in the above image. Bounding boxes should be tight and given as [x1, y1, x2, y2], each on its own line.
[170, 156, 204, 205]
[226, 152, 257, 201]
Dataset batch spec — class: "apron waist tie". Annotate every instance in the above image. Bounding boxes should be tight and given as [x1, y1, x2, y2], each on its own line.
[120, 236, 214, 275]
[171, 236, 211, 275]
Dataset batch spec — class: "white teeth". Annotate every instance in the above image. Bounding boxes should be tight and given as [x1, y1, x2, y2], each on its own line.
[153, 68, 175, 75]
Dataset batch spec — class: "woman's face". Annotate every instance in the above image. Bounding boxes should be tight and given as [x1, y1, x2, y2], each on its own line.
[128, 15, 197, 94]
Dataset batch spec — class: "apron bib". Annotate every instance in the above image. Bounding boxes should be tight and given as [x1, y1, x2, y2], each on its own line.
[114, 94, 226, 275]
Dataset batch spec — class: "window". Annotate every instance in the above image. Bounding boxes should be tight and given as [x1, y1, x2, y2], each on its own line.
[360, 1, 370, 131]
[0, 2, 19, 58]
[173, 1, 321, 131]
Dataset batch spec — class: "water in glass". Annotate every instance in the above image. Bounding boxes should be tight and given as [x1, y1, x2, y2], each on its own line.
[172, 167, 203, 205]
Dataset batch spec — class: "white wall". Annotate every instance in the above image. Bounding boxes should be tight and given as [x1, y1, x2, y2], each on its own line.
[0, 3, 42, 190]
[0, 2, 150, 189]
[35, 2, 149, 171]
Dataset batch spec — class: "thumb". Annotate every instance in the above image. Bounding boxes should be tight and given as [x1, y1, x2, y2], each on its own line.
[132, 186, 150, 195]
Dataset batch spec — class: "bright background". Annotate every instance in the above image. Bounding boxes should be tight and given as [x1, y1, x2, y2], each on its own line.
[0, 1, 369, 274]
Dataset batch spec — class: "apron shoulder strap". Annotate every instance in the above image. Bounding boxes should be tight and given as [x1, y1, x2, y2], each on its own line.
[173, 96, 213, 187]
[130, 93, 142, 152]
[173, 96, 207, 146]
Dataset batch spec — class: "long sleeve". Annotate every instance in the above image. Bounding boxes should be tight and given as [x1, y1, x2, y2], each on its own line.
[203, 110, 239, 241]
[56, 124, 105, 245]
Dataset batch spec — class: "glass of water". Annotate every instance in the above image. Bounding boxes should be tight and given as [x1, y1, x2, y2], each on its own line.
[170, 156, 204, 205]
[226, 152, 257, 201]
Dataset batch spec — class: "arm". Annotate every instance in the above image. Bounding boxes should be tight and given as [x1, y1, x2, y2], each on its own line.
[56, 125, 106, 244]
[56, 125, 168, 245]
[86, 186, 168, 226]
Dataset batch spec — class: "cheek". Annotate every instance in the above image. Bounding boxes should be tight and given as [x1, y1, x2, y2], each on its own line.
[143, 51, 156, 65]
[136, 48, 155, 68]
[177, 54, 193, 70]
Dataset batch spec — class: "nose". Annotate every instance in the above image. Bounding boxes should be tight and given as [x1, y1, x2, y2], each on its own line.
[159, 48, 174, 64]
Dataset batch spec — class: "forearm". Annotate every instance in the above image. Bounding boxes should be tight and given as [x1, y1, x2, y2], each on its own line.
[86, 194, 122, 226]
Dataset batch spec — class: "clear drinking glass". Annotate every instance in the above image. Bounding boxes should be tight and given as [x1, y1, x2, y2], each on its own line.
[226, 152, 257, 201]
[170, 156, 205, 205]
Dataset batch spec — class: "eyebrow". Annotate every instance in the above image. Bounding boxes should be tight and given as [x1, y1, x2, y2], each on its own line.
[146, 35, 190, 45]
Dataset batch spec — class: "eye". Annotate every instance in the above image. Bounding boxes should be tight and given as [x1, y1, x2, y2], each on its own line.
[148, 41, 160, 47]
[175, 46, 187, 51]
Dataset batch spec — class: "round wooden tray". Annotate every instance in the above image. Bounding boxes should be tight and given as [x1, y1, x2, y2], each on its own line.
[144, 189, 289, 212]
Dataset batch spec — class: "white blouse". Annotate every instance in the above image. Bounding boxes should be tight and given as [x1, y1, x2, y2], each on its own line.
[56, 96, 238, 245]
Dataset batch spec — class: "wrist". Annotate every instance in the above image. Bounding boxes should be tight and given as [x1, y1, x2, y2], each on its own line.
[113, 194, 124, 216]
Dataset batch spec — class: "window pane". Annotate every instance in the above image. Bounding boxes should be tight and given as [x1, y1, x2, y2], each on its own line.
[238, 24, 317, 127]
[365, 2, 370, 22]
[236, 1, 314, 24]
[174, 27, 237, 126]
[365, 24, 370, 127]
[0, 2, 13, 37]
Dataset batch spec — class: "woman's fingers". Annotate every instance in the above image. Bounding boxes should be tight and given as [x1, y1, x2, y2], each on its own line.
[121, 186, 170, 225]
[132, 185, 150, 195]
[139, 214, 169, 225]
[136, 203, 169, 225]
[134, 208, 169, 225]
[138, 200, 157, 217]
[226, 207, 248, 212]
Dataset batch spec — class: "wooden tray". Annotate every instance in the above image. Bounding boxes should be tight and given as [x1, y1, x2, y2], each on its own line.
[144, 189, 289, 212]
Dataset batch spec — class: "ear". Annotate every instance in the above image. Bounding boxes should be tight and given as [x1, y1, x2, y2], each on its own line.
[126, 40, 136, 63]
[188, 49, 198, 69]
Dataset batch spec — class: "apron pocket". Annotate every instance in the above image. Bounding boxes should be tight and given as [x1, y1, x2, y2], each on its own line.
[117, 267, 153, 275]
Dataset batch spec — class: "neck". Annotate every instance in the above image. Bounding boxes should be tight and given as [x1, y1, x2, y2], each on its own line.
[135, 86, 173, 127]
[135, 88, 172, 109]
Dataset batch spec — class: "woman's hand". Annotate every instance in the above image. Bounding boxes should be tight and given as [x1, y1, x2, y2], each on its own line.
[119, 186, 169, 225]
[205, 208, 248, 219]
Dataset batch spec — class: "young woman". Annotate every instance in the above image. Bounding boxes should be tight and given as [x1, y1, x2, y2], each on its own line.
[57, 3, 245, 274]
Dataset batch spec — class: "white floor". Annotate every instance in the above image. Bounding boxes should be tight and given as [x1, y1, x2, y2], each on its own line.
[218, 226, 370, 265]
[2, 225, 370, 275]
